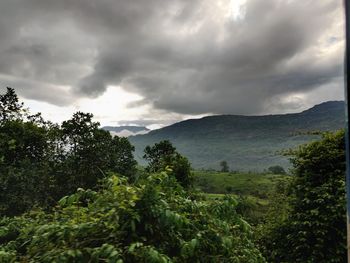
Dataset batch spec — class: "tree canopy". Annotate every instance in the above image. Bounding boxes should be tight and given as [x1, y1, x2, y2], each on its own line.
[143, 140, 193, 187]
[0, 88, 137, 216]
[259, 130, 346, 262]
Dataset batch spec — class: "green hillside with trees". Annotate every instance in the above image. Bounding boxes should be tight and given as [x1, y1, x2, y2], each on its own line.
[0, 88, 346, 262]
[130, 101, 345, 171]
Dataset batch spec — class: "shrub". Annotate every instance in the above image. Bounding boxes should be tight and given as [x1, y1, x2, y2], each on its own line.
[259, 130, 346, 262]
[0, 172, 265, 262]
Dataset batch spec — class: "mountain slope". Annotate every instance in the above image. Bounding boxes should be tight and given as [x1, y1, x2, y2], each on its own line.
[129, 101, 345, 171]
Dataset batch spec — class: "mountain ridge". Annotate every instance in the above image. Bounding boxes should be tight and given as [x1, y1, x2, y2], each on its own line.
[129, 101, 345, 171]
[102, 126, 150, 137]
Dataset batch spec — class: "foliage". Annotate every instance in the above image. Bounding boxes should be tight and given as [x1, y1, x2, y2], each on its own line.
[55, 111, 137, 194]
[193, 171, 290, 226]
[0, 87, 25, 122]
[143, 140, 176, 172]
[144, 140, 193, 187]
[220, 161, 229, 172]
[1, 87, 346, 262]
[130, 101, 344, 171]
[254, 179, 291, 257]
[0, 88, 137, 216]
[267, 165, 286, 175]
[259, 130, 346, 262]
[193, 170, 288, 197]
[0, 173, 265, 262]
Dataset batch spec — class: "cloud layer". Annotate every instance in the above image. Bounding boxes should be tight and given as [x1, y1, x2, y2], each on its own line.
[0, 0, 344, 118]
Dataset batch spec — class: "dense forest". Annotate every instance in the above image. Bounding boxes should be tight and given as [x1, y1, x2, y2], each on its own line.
[0, 88, 346, 262]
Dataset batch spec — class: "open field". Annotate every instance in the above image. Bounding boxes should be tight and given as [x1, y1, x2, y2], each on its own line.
[193, 170, 289, 197]
[194, 171, 290, 224]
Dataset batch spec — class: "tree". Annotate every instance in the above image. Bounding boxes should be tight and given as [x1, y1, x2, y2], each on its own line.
[0, 87, 24, 122]
[261, 130, 346, 262]
[220, 160, 229, 172]
[143, 140, 176, 172]
[171, 154, 192, 188]
[0, 118, 54, 215]
[267, 165, 286, 174]
[143, 140, 192, 187]
[0, 88, 138, 216]
[56, 111, 137, 195]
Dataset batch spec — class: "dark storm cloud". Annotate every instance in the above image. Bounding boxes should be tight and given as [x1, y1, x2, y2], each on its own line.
[0, 0, 344, 114]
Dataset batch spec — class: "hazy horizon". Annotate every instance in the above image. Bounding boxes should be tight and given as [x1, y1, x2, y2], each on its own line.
[101, 99, 345, 130]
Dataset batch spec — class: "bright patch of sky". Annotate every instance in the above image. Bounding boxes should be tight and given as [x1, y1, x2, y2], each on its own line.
[229, 0, 246, 20]
[22, 86, 149, 126]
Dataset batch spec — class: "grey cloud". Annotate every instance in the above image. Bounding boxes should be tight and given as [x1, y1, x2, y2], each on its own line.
[0, 0, 344, 115]
[0, 74, 74, 106]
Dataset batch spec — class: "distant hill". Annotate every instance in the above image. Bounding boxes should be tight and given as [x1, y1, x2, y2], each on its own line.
[129, 101, 345, 171]
[102, 126, 150, 137]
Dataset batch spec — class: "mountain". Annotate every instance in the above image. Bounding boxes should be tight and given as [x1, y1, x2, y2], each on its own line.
[102, 126, 150, 137]
[129, 101, 345, 171]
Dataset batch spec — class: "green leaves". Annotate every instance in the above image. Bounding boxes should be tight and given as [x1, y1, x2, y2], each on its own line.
[143, 141, 193, 188]
[0, 88, 137, 217]
[0, 173, 264, 262]
[259, 130, 346, 262]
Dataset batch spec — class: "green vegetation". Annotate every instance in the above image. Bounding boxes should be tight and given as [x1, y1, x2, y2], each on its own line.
[267, 165, 286, 174]
[193, 171, 290, 225]
[219, 161, 229, 172]
[130, 101, 344, 171]
[0, 88, 137, 216]
[0, 88, 347, 262]
[194, 170, 287, 197]
[258, 130, 346, 262]
[0, 173, 265, 262]
[143, 140, 193, 188]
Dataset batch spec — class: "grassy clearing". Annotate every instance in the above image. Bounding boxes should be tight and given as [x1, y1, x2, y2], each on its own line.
[193, 170, 288, 198]
[194, 171, 290, 224]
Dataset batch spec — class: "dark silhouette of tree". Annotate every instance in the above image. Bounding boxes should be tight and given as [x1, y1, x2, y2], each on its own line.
[0, 87, 24, 122]
[267, 165, 286, 174]
[220, 160, 229, 172]
[0, 88, 137, 216]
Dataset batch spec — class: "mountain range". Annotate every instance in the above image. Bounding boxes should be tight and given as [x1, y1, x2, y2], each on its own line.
[128, 101, 345, 171]
[102, 126, 150, 137]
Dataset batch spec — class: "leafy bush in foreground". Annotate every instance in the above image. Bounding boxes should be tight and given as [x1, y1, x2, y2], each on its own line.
[0, 172, 264, 262]
[259, 130, 346, 262]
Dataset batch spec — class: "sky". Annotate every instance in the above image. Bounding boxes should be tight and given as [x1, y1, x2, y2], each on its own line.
[0, 0, 345, 128]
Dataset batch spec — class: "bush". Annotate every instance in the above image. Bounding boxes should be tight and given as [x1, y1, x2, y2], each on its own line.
[0, 172, 265, 262]
[267, 165, 286, 174]
[259, 130, 346, 262]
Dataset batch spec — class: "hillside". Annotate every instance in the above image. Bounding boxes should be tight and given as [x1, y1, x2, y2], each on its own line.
[129, 101, 345, 171]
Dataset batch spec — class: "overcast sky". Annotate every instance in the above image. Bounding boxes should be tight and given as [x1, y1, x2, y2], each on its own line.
[0, 0, 345, 128]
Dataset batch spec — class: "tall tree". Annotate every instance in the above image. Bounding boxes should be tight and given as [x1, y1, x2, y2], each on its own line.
[0, 88, 138, 216]
[56, 111, 137, 194]
[220, 160, 229, 172]
[0, 87, 25, 122]
[143, 140, 192, 187]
